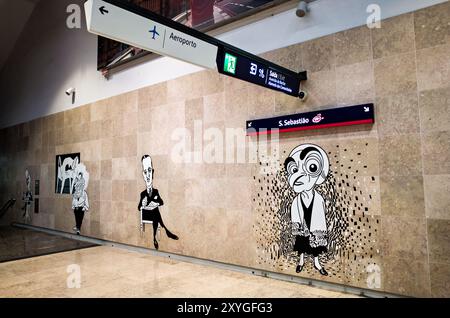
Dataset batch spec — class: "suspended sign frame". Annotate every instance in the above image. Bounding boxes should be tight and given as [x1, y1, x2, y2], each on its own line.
[84, 0, 307, 97]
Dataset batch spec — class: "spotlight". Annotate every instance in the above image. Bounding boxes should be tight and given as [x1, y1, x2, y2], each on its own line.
[65, 87, 75, 96]
[65, 87, 76, 104]
[296, 1, 309, 18]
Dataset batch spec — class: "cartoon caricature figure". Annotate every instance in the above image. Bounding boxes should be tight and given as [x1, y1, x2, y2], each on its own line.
[138, 155, 178, 250]
[71, 163, 89, 235]
[284, 144, 330, 276]
[21, 169, 33, 223]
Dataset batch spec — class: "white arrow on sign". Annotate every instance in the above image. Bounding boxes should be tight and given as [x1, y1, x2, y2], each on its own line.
[84, 0, 218, 69]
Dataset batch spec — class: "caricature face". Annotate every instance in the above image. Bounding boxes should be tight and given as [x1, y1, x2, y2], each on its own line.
[73, 163, 89, 191]
[142, 156, 153, 189]
[285, 144, 329, 194]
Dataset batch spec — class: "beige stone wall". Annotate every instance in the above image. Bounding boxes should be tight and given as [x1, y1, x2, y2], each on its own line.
[0, 2, 449, 297]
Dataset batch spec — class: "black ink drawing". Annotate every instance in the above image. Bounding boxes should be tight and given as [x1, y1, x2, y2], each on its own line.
[138, 155, 178, 250]
[72, 163, 89, 235]
[254, 141, 380, 287]
[55, 153, 80, 194]
[284, 144, 330, 275]
[21, 169, 33, 223]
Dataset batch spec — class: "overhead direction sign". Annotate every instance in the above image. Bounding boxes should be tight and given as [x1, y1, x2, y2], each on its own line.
[85, 0, 307, 97]
[85, 0, 218, 69]
[246, 104, 375, 135]
[217, 48, 302, 97]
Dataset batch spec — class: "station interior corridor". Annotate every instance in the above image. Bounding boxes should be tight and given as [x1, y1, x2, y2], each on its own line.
[1, 0, 449, 301]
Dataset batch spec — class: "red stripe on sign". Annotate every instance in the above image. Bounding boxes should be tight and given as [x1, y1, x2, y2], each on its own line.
[247, 119, 374, 136]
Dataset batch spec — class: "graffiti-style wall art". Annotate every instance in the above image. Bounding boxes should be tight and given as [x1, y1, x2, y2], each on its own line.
[253, 141, 381, 288]
[55, 153, 80, 194]
[138, 154, 179, 250]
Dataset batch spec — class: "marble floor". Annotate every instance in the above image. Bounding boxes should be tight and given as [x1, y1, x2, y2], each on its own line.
[0, 226, 97, 263]
[0, 246, 359, 298]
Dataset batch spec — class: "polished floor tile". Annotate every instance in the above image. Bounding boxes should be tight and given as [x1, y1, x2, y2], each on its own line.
[0, 246, 358, 298]
[0, 226, 97, 263]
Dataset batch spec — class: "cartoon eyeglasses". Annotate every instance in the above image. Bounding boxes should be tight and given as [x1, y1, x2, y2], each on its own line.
[302, 152, 324, 178]
[286, 151, 325, 178]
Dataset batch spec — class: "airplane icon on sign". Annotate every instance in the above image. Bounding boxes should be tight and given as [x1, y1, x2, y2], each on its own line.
[149, 25, 160, 40]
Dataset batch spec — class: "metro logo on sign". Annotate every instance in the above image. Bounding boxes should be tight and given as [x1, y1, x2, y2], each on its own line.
[224, 53, 237, 74]
[312, 113, 324, 123]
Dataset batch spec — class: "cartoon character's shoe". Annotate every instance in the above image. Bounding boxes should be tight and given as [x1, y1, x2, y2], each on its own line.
[314, 264, 328, 276]
[296, 264, 304, 273]
[166, 230, 179, 240]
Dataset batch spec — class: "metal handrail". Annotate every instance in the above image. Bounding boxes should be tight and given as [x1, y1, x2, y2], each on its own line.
[0, 199, 16, 219]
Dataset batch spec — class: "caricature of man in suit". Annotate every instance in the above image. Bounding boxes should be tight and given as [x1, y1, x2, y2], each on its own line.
[138, 155, 178, 249]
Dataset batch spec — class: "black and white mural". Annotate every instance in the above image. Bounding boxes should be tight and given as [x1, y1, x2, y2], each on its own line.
[284, 144, 330, 275]
[55, 153, 80, 194]
[138, 154, 179, 250]
[21, 169, 33, 223]
[71, 162, 89, 235]
[254, 141, 381, 288]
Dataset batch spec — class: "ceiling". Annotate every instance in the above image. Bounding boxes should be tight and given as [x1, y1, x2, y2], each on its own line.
[0, 0, 40, 71]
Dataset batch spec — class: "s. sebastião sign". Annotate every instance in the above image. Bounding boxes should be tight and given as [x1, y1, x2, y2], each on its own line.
[246, 104, 375, 136]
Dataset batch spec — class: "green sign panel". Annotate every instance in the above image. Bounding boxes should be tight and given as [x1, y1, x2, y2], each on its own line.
[223, 53, 237, 74]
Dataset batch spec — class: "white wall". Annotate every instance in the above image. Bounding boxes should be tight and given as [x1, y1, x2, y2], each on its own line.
[0, 0, 447, 128]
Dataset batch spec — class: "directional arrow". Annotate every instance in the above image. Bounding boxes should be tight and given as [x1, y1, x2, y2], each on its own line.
[99, 6, 108, 15]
